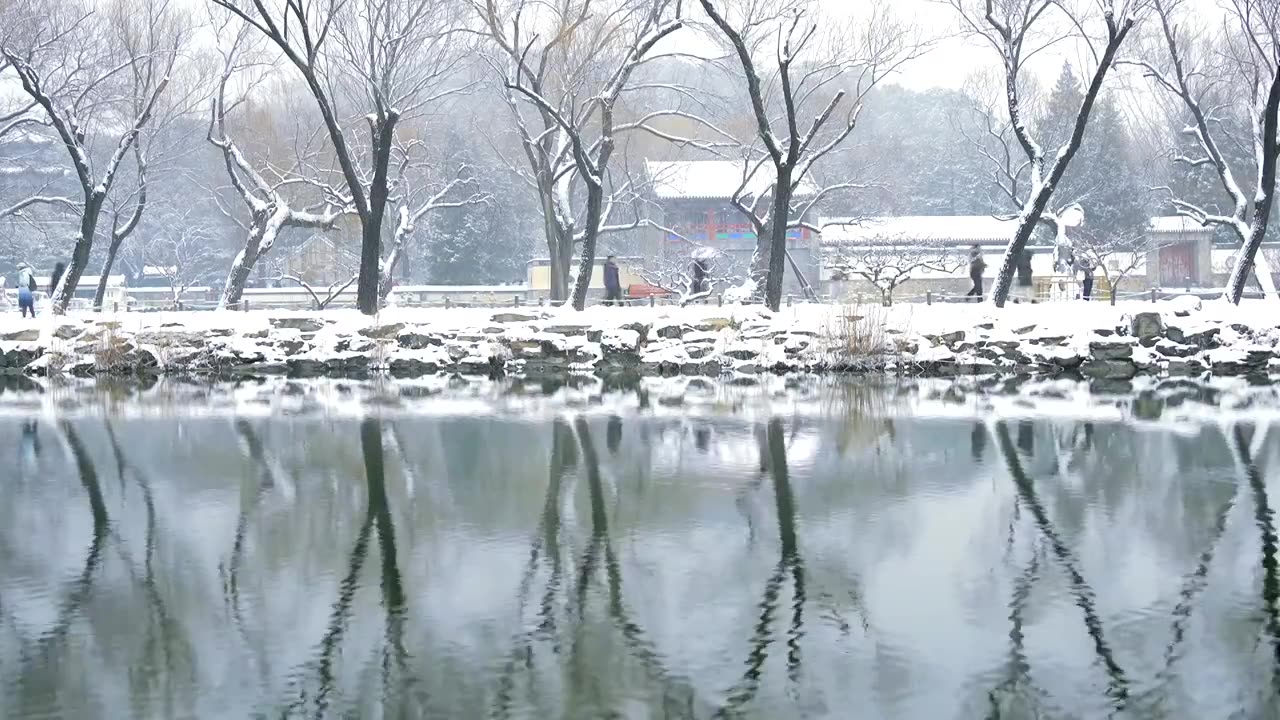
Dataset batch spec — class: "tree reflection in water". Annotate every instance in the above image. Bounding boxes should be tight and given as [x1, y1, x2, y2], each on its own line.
[716, 417, 806, 718]
[280, 417, 409, 718]
[13, 422, 109, 709]
[491, 416, 701, 718]
[994, 420, 1130, 711]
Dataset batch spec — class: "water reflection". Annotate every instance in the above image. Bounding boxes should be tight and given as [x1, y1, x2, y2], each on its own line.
[3, 396, 1280, 717]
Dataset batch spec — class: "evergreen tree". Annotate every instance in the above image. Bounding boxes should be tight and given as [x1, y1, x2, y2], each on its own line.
[420, 131, 536, 285]
[1038, 62, 1150, 249]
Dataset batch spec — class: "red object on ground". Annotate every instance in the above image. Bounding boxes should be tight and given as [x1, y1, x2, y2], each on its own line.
[626, 283, 670, 298]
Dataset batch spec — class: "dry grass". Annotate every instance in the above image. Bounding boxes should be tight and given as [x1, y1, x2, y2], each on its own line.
[822, 299, 891, 363]
[94, 322, 131, 373]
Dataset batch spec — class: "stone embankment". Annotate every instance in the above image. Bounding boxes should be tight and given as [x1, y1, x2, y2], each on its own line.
[1, 297, 1278, 380]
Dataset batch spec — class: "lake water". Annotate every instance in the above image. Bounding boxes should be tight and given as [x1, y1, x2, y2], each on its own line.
[1, 379, 1279, 719]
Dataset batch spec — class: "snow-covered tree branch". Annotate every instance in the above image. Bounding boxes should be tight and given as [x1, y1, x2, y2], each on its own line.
[0, 0, 185, 314]
[829, 237, 965, 305]
[477, 0, 685, 310]
[631, 246, 742, 305]
[699, 0, 928, 311]
[1122, 0, 1279, 304]
[380, 142, 492, 300]
[207, 23, 350, 310]
[211, 0, 471, 315]
[941, 0, 1146, 307]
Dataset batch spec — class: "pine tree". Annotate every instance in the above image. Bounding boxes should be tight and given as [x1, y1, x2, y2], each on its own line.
[1038, 62, 1150, 250]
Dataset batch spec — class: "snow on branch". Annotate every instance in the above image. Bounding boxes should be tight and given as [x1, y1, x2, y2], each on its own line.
[829, 237, 965, 305]
[1121, 0, 1279, 303]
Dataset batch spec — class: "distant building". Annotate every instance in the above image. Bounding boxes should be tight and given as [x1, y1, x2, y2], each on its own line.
[644, 160, 821, 296]
[270, 235, 360, 286]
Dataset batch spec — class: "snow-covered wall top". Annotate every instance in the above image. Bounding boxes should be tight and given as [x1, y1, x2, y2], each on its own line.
[818, 216, 1021, 247]
[644, 160, 818, 200]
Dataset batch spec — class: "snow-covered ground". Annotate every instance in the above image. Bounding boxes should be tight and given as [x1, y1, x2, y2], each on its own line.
[0, 296, 1277, 382]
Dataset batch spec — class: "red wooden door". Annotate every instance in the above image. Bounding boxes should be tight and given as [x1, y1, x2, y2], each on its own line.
[1159, 243, 1197, 287]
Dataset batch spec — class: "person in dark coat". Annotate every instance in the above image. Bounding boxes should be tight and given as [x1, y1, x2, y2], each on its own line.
[966, 245, 985, 298]
[49, 261, 66, 296]
[602, 255, 623, 306]
[1076, 256, 1095, 300]
[691, 258, 709, 296]
[1014, 249, 1035, 302]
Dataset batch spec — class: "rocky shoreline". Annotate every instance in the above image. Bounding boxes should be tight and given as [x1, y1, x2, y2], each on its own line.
[1, 297, 1279, 381]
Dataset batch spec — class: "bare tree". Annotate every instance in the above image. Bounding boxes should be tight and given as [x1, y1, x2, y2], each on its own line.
[475, 0, 686, 310]
[942, 0, 1145, 307]
[207, 23, 348, 310]
[631, 246, 742, 305]
[380, 141, 490, 300]
[211, 0, 470, 315]
[278, 272, 358, 310]
[829, 237, 965, 305]
[1072, 225, 1164, 304]
[698, 0, 926, 311]
[0, 0, 185, 314]
[137, 211, 223, 309]
[1123, 0, 1279, 304]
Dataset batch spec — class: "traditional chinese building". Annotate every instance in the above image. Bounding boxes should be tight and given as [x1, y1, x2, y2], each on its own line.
[643, 160, 821, 296]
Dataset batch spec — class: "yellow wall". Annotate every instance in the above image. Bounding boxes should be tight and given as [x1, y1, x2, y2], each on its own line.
[528, 262, 645, 291]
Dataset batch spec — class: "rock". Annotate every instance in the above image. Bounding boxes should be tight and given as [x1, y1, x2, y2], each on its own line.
[136, 330, 205, 348]
[686, 344, 714, 359]
[1081, 359, 1138, 380]
[2, 330, 40, 342]
[1154, 339, 1196, 358]
[1208, 347, 1270, 376]
[1089, 339, 1135, 361]
[695, 318, 735, 332]
[1168, 358, 1207, 376]
[976, 322, 995, 330]
[1164, 295, 1202, 317]
[654, 323, 688, 340]
[359, 322, 406, 339]
[276, 339, 309, 356]
[1044, 347, 1084, 370]
[724, 344, 759, 361]
[397, 332, 441, 349]
[600, 329, 640, 354]
[53, 325, 83, 341]
[445, 344, 470, 362]
[1129, 311, 1164, 340]
[491, 312, 540, 323]
[1012, 325, 1036, 335]
[270, 317, 326, 333]
[246, 329, 269, 339]
[388, 358, 440, 377]
[1030, 336, 1067, 346]
[620, 321, 650, 344]
[1167, 323, 1220, 349]
[940, 330, 966, 345]
[681, 360, 721, 376]
[543, 324, 591, 337]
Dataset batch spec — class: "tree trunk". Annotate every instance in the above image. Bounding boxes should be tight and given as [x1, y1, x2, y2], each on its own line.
[764, 174, 793, 312]
[379, 227, 408, 302]
[94, 236, 125, 311]
[1227, 72, 1280, 303]
[356, 116, 399, 316]
[55, 193, 105, 314]
[570, 185, 606, 311]
[220, 208, 277, 307]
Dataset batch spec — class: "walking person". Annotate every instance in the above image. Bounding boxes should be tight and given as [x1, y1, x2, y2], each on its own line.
[966, 244, 985, 299]
[602, 255, 623, 306]
[1014, 249, 1035, 303]
[16, 263, 37, 318]
[49, 261, 65, 297]
[1076, 256, 1095, 301]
